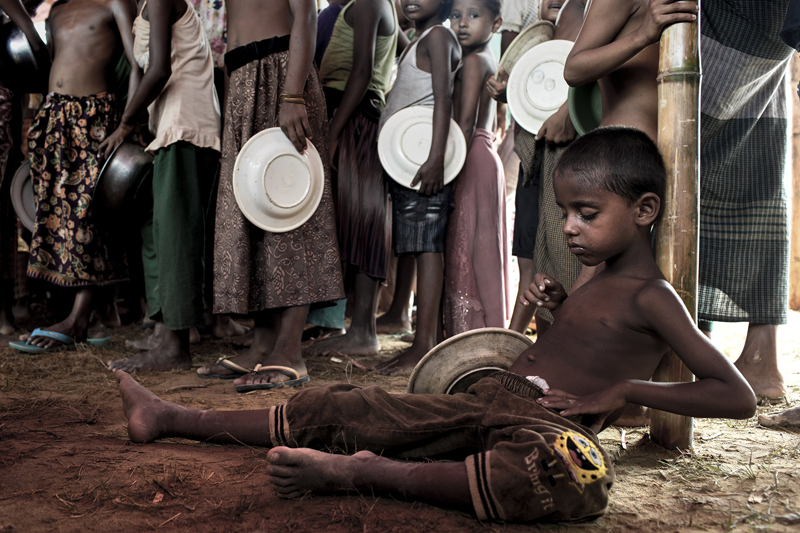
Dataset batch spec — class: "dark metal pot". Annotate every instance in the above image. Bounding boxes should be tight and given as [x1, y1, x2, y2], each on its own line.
[10, 141, 154, 233]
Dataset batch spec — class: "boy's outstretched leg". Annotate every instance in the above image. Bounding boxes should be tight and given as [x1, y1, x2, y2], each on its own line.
[733, 323, 785, 400]
[115, 370, 273, 445]
[375, 252, 442, 376]
[266, 446, 471, 512]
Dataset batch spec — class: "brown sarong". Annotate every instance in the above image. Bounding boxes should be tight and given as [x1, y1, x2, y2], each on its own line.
[26, 92, 127, 287]
[213, 42, 344, 313]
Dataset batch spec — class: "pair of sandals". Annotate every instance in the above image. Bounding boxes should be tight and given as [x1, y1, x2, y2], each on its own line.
[9, 328, 112, 354]
[198, 357, 310, 393]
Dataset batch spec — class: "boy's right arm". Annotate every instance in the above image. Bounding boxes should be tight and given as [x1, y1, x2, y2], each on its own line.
[409, 27, 460, 196]
[563, 0, 697, 87]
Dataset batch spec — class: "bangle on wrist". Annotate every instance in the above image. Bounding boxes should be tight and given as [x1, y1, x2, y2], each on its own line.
[280, 93, 306, 105]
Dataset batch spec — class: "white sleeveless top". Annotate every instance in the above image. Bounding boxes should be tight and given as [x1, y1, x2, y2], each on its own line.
[379, 25, 461, 131]
[133, 0, 220, 154]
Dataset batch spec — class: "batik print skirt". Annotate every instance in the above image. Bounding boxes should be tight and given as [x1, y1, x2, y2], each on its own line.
[26, 92, 127, 287]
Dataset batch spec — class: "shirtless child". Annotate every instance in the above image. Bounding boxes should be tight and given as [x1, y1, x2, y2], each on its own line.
[195, 0, 345, 387]
[563, 0, 698, 140]
[114, 127, 756, 524]
[9, 0, 139, 353]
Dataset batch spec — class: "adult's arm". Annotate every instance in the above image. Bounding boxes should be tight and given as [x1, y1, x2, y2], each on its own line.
[279, 0, 316, 153]
[110, 0, 143, 113]
[100, 0, 177, 157]
[326, 0, 382, 167]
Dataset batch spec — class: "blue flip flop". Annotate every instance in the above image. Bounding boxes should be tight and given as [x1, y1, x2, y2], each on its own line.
[9, 328, 78, 354]
[86, 336, 112, 347]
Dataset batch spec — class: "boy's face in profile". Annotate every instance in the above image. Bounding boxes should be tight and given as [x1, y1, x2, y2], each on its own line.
[553, 170, 642, 267]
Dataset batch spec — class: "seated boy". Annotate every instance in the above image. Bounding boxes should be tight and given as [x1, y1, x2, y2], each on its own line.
[114, 127, 756, 524]
[563, 0, 698, 140]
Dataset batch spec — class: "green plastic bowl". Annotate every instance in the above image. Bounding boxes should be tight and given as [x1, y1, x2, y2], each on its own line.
[568, 82, 603, 135]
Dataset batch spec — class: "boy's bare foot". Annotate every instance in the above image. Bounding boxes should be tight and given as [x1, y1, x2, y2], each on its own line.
[758, 406, 800, 428]
[190, 327, 201, 344]
[224, 329, 254, 348]
[267, 446, 375, 498]
[211, 316, 251, 339]
[374, 344, 428, 376]
[114, 369, 173, 442]
[733, 324, 786, 400]
[0, 333, 17, 346]
[375, 313, 413, 334]
[108, 329, 192, 372]
[303, 329, 380, 357]
[0, 307, 15, 336]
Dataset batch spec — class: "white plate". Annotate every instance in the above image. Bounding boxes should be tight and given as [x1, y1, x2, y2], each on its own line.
[233, 128, 324, 233]
[497, 20, 555, 77]
[507, 39, 573, 134]
[378, 106, 467, 190]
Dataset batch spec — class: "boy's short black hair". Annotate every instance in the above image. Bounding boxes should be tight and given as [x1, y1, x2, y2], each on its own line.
[440, 0, 454, 21]
[554, 126, 666, 205]
[481, 0, 502, 18]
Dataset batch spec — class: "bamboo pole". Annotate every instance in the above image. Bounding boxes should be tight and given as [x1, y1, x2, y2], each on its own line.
[651, 1, 701, 450]
[790, 54, 800, 311]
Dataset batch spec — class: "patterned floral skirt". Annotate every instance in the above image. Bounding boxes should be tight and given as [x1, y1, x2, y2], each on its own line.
[26, 92, 127, 287]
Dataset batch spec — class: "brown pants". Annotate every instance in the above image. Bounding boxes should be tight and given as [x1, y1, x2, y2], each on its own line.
[269, 374, 614, 523]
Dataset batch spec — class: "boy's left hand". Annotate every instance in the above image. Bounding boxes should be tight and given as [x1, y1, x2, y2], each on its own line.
[411, 158, 445, 196]
[537, 384, 628, 433]
[486, 68, 508, 103]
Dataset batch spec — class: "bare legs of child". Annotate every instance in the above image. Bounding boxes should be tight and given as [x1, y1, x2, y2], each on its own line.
[305, 271, 381, 356]
[732, 323, 785, 400]
[196, 305, 309, 385]
[20, 288, 94, 348]
[375, 253, 442, 376]
[114, 369, 471, 509]
[376, 255, 415, 334]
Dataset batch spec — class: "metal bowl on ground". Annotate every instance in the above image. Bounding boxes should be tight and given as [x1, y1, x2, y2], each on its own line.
[92, 141, 154, 225]
[10, 159, 35, 232]
[568, 82, 603, 135]
[10, 141, 153, 233]
[407, 328, 534, 395]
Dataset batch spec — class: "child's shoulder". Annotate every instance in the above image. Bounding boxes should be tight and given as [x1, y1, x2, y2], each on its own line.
[418, 25, 459, 48]
[459, 48, 495, 83]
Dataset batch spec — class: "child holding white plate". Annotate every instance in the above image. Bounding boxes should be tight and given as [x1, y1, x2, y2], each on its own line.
[374, 0, 461, 376]
[443, 0, 512, 335]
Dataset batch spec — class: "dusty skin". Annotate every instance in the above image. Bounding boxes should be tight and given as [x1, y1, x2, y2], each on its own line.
[1, 315, 800, 531]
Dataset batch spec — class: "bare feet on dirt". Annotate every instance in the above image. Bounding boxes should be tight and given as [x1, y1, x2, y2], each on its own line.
[375, 313, 412, 334]
[373, 344, 427, 376]
[223, 329, 254, 348]
[115, 369, 172, 443]
[0, 333, 17, 346]
[267, 446, 375, 498]
[108, 328, 192, 372]
[126, 323, 162, 351]
[211, 316, 251, 339]
[304, 330, 380, 357]
[734, 324, 786, 400]
[0, 306, 15, 336]
[758, 405, 800, 428]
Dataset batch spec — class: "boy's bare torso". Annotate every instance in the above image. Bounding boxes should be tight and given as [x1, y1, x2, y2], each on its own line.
[592, 0, 658, 139]
[48, 0, 121, 95]
[225, 0, 293, 50]
[509, 270, 669, 400]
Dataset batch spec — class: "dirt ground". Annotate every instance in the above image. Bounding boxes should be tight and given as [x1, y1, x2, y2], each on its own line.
[1, 313, 800, 533]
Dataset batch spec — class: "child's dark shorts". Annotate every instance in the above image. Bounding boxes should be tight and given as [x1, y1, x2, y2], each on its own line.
[389, 179, 454, 256]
